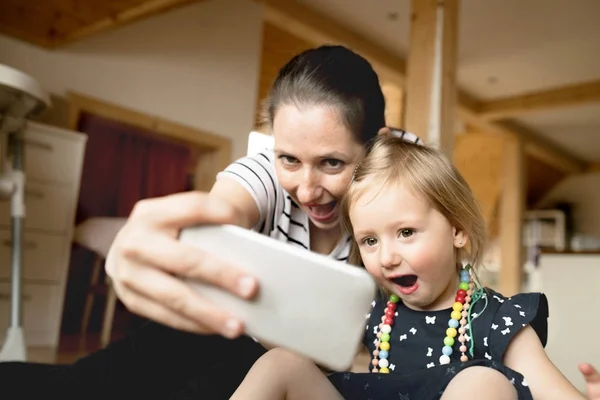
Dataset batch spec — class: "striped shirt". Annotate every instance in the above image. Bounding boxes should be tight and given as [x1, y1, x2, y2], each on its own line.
[217, 149, 351, 261]
[215, 129, 422, 263]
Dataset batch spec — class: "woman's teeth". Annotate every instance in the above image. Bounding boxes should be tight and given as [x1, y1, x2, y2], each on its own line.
[309, 202, 336, 216]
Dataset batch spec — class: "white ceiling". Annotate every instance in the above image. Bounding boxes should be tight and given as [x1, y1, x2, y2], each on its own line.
[297, 0, 600, 162]
[517, 104, 600, 162]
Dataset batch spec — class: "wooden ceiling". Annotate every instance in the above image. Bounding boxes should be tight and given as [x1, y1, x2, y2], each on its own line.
[0, 0, 201, 48]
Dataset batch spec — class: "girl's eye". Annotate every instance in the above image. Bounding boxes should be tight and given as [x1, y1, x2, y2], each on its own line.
[363, 237, 378, 247]
[400, 229, 414, 238]
[323, 159, 344, 169]
[280, 155, 298, 165]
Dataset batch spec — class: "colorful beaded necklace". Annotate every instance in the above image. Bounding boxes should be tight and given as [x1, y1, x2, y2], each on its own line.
[371, 265, 478, 373]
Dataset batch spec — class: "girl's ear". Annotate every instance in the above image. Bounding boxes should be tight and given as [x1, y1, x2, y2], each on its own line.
[453, 228, 468, 248]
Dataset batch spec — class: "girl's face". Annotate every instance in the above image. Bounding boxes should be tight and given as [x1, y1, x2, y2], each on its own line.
[349, 182, 467, 311]
[273, 104, 365, 231]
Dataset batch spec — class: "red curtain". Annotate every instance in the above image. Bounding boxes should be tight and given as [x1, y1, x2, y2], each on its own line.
[63, 112, 192, 334]
[76, 112, 191, 222]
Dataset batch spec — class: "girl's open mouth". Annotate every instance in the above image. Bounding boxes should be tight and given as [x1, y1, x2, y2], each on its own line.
[391, 275, 419, 295]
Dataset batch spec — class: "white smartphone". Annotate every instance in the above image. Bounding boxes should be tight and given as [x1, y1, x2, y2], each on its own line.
[179, 224, 377, 371]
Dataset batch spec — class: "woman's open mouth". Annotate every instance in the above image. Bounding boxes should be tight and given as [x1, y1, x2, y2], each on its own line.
[390, 275, 419, 295]
[305, 201, 337, 222]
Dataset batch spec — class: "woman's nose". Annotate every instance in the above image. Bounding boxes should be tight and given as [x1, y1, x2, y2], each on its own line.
[296, 169, 322, 203]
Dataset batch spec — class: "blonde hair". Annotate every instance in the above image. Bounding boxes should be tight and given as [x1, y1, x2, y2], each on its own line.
[340, 135, 486, 271]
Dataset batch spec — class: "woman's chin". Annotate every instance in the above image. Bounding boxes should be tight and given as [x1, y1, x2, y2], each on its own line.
[307, 212, 340, 230]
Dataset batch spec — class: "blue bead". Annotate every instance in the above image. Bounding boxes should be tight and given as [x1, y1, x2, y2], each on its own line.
[378, 350, 389, 359]
[448, 318, 459, 328]
[442, 345, 453, 356]
[461, 272, 470, 282]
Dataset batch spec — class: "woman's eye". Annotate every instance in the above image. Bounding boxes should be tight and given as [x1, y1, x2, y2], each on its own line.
[363, 237, 378, 247]
[280, 155, 298, 165]
[400, 229, 414, 238]
[323, 159, 344, 168]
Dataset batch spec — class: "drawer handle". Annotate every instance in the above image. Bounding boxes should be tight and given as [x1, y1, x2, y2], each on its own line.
[25, 139, 53, 152]
[25, 189, 45, 199]
[0, 293, 32, 301]
[2, 239, 37, 249]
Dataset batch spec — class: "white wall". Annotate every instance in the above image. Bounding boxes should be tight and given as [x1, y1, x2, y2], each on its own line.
[537, 172, 600, 239]
[0, 0, 264, 160]
[539, 253, 600, 394]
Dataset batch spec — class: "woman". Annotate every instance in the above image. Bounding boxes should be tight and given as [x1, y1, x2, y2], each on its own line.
[106, 44, 420, 337]
[0, 44, 417, 399]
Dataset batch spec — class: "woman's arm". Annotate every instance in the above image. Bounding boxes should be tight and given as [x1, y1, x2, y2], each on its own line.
[503, 325, 586, 399]
[209, 176, 261, 229]
[106, 152, 277, 336]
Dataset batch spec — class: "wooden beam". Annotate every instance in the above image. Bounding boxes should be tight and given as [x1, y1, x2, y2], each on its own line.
[478, 79, 600, 121]
[381, 82, 405, 128]
[259, 0, 406, 85]
[458, 109, 587, 174]
[257, 0, 587, 175]
[405, 0, 458, 156]
[53, 0, 202, 48]
[587, 162, 600, 173]
[499, 135, 525, 296]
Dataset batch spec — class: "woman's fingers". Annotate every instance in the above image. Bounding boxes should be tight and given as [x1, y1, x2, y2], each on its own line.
[105, 190, 259, 335]
[114, 260, 245, 338]
[130, 191, 240, 228]
[115, 228, 258, 300]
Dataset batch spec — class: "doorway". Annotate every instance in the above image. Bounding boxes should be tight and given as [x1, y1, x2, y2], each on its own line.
[59, 93, 231, 351]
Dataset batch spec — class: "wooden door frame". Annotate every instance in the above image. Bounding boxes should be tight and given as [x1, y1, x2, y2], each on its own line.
[67, 91, 232, 191]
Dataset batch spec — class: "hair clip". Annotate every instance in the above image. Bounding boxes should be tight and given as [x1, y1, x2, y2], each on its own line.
[351, 163, 360, 183]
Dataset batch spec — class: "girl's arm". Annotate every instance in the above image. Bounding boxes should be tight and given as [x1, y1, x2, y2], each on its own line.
[503, 325, 586, 399]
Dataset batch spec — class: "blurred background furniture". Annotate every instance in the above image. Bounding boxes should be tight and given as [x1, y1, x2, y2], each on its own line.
[0, 119, 86, 358]
[72, 217, 127, 348]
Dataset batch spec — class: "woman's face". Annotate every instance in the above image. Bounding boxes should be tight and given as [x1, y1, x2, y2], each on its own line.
[273, 104, 365, 231]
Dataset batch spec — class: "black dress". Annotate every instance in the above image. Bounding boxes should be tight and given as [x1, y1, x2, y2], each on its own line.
[328, 288, 549, 400]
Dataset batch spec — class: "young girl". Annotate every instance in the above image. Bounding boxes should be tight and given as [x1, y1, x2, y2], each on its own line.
[230, 136, 595, 400]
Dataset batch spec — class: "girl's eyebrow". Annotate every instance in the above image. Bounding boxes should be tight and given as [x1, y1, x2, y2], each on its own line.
[353, 227, 375, 238]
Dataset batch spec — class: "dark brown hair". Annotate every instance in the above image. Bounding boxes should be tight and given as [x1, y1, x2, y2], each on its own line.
[261, 45, 386, 146]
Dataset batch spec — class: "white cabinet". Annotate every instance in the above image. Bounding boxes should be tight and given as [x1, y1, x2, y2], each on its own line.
[0, 121, 87, 347]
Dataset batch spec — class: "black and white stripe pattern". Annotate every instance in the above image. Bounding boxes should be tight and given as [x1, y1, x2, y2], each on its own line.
[217, 149, 351, 260]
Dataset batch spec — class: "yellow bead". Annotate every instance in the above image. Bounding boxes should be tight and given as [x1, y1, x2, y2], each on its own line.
[451, 310, 462, 320]
[446, 327, 457, 338]
[380, 341, 390, 351]
[380, 367, 390, 373]
[452, 302, 463, 312]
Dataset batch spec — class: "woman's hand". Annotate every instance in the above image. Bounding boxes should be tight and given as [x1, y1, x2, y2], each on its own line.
[581, 363, 600, 400]
[105, 191, 259, 338]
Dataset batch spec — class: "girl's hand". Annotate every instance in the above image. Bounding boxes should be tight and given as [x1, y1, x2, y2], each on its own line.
[580, 363, 600, 400]
[105, 191, 259, 338]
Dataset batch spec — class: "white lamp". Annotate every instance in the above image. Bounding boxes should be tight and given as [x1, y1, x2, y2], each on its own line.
[0, 63, 50, 361]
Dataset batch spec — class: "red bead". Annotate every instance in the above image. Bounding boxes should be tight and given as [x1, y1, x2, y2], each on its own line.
[385, 309, 395, 317]
[456, 289, 467, 297]
[386, 302, 397, 311]
[455, 295, 465, 303]
[384, 317, 393, 325]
